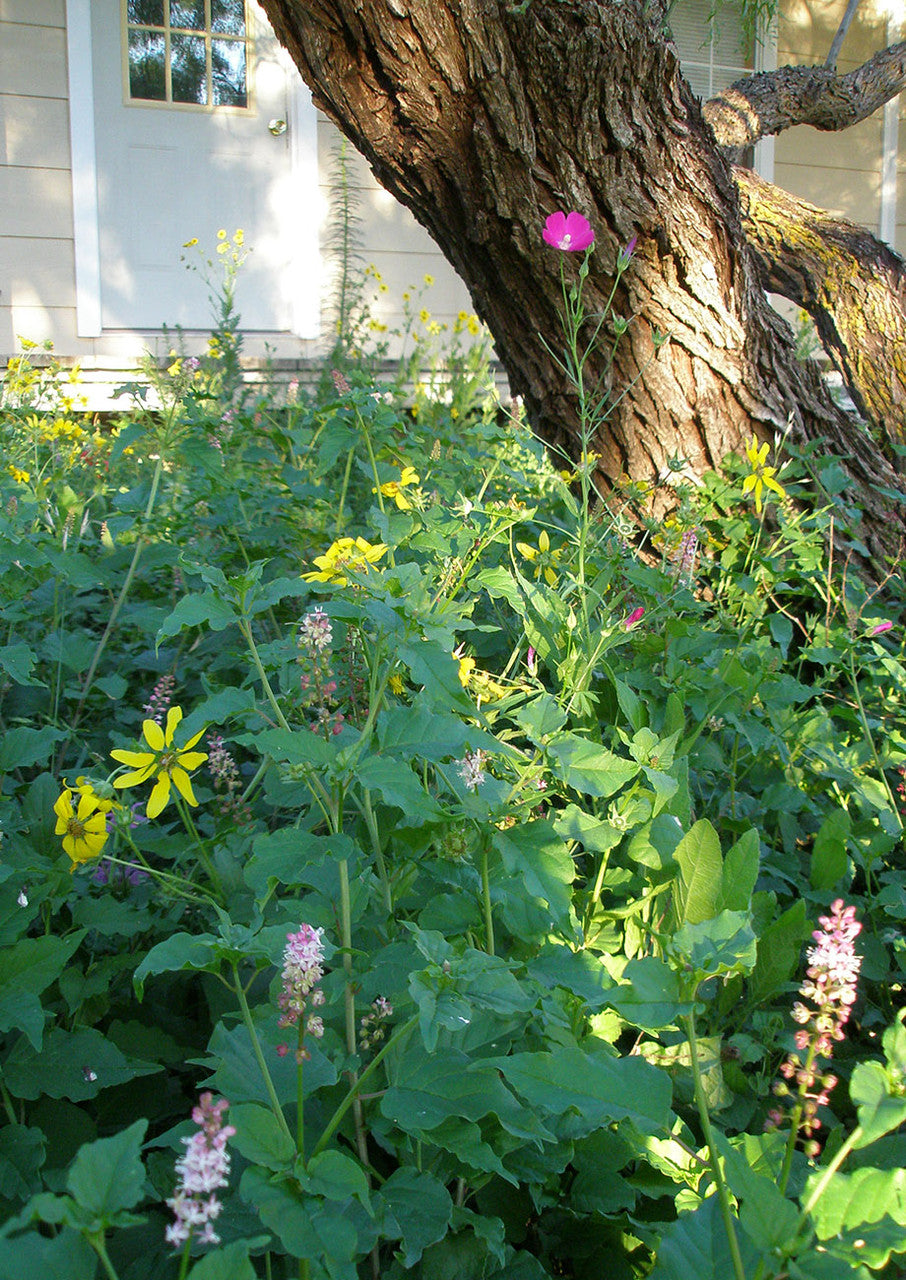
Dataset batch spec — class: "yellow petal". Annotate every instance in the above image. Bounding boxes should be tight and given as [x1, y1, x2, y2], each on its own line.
[181, 726, 207, 752]
[54, 791, 74, 821]
[110, 748, 155, 768]
[142, 719, 165, 752]
[164, 705, 183, 744]
[175, 749, 207, 771]
[171, 768, 199, 807]
[113, 763, 156, 789]
[145, 773, 172, 819]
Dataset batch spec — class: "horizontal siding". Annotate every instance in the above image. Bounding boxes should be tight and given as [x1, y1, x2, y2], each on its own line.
[0, 22, 68, 98]
[0, 236, 75, 307]
[773, 160, 880, 225]
[0, 165, 72, 237]
[0, 93, 70, 168]
[0, 0, 64, 25]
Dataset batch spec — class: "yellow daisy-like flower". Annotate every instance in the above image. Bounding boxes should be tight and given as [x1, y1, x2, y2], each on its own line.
[741, 435, 786, 514]
[388, 674, 405, 695]
[54, 786, 110, 867]
[375, 465, 421, 511]
[301, 536, 388, 586]
[457, 655, 476, 687]
[110, 706, 208, 820]
[516, 529, 561, 587]
[7, 464, 30, 485]
[423, 273, 435, 287]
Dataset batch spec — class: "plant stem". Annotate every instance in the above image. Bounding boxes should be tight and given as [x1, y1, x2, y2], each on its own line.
[798, 1125, 863, 1222]
[847, 650, 904, 831]
[337, 856, 370, 1171]
[479, 840, 495, 956]
[312, 1013, 418, 1158]
[231, 965, 294, 1144]
[90, 1232, 123, 1280]
[683, 1009, 748, 1280]
[240, 618, 293, 733]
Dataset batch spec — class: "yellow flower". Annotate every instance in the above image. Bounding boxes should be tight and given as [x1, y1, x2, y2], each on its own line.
[741, 435, 786, 514]
[233, 228, 244, 246]
[388, 674, 405, 695]
[302, 536, 388, 586]
[467, 315, 481, 336]
[7, 464, 30, 484]
[183, 237, 199, 248]
[375, 464, 420, 510]
[516, 529, 561, 587]
[419, 308, 431, 325]
[423, 273, 435, 286]
[217, 229, 227, 239]
[458, 655, 476, 686]
[54, 786, 109, 866]
[110, 706, 208, 820]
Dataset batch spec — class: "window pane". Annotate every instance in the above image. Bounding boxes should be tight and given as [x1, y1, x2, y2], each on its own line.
[127, 0, 164, 24]
[128, 29, 166, 100]
[169, 0, 206, 31]
[211, 0, 245, 36]
[212, 38, 247, 106]
[171, 33, 208, 103]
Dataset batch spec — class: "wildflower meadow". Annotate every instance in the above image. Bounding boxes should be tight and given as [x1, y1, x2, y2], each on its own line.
[0, 217, 905, 1280]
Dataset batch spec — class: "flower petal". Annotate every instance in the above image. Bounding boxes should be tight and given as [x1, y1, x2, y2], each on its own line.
[164, 705, 183, 745]
[146, 772, 172, 819]
[142, 719, 166, 752]
[113, 765, 157, 789]
[175, 750, 207, 772]
[110, 748, 156, 768]
[171, 767, 199, 807]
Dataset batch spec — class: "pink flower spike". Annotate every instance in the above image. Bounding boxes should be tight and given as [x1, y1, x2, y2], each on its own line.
[624, 606, 645, 629]
[870, 620, 893, 636]
[543, 211, 595, 253]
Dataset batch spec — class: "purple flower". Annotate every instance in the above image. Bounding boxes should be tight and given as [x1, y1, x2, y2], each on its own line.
[624, 606, 645, 629]
[870, 620, 893, 636]
[277, 924, 327, 1046]
[543, 211, 595, 253]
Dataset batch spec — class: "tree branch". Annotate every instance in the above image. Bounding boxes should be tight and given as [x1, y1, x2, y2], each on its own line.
[735, 166, 906, 453]
[704, 41, 906, 152]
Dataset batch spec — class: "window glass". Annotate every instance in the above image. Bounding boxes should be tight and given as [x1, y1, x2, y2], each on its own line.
[125, 0, 249, 109]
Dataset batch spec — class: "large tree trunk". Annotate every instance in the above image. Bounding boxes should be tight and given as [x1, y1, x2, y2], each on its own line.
[262, 0, 905, 563]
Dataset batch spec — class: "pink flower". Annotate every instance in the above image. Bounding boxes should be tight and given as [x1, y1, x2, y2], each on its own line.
[278, 924, 326, 1031]
[624, 606, 645, 628]
[543, 211, 595, 252]
[166, 1093, 235, 1249]
[870, 620, 893, 636]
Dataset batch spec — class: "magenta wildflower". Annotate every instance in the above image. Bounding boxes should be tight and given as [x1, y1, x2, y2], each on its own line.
[768, 900, 862, 1154]
[870, 620, 893, 636]
[143, 674, 175, 726]
[624, 606, 645, 628]
[543, 211, 595, 252]
[165, 1093, 235, 1249]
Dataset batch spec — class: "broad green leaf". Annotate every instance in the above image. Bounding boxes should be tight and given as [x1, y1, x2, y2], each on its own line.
[0, 642, 44, 687]
[246, 726, 339, 768]
[546, 733, 639, 798]
[717, 828, 760, 912]
[241, 1169, 359, 1272]
[810, 808, 851, 891]
[0, 932, 84, 1050]
[807, 1166, 906, 1240]
[0, 1227, 96, 1280]
[492, 820, 576, 937]
[66, 1120, 148, 1223]
[201, 1018, 337, 1108]
[3, 1026, 159, 1101]
[712, 1131, 799, 1251]
[606, 956, 688, 1030]
[670, 912, 757, 984]
[229, 1103, 295, 1171]
[0, 725, 66, 773]
[849, 1061, 906, 1147]
[482, 1041, 672, 1137]
[648, 1194, 761, 1280]
[379, 1167, 453, 1267]
[749, 899, 808, 1002]
[301, 1149, 373, 1212]
[0, 1126, 45, 1200]
[673, 819, 723, 925]
[133, 932, 220, 999]
[187, 1241, 258, 1280]
[356, 755, 444, 821]
[157, 589, 239, 640]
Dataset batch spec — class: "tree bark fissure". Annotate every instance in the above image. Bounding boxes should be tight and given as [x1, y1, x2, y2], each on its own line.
[262, 0, 905, 565]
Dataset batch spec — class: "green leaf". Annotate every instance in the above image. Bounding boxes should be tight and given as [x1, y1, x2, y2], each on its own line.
[230, 1103, 295, 1171]
[546, 733, 639, 798]
[0, 725, 66, 772]
[0, 642, 44, 687]
[3, 1026, 159, 1101]
[356, 755, 444, 820]
[712, 1131, 799, 1251]
[301, 1150, 373, 1212]
[670, 912, 758, 984]
[606, 956, 689, 1030]
[157, 589, 239, 640]
[492, 820, 576, 937]
[673, 819, 723, 925]
[0, 1228, 97, 1280]
[248, 726, 339, 768]
[807, 1165, 906, 1239]
[201, 1018, 337, 1108]
[749, 899, 808, 1002]
[482, 1041, 673, 1137]
[849, 1061, 906, 1147]
[717, 829, 760, 912]
[648, 1194, 760, 1280]
[810, 809, 851, 891]
[133, 932, 220, 999]
[0, 932, 84, 1050]
[379, 1167, 453, 1267]
[187, 1241, 258, 1280]
[66, 1120, 148, 1224]
[0, 1126, 45, 1200]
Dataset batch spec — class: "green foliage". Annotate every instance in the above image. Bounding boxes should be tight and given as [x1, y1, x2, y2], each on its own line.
[0, 242, 905, 1280]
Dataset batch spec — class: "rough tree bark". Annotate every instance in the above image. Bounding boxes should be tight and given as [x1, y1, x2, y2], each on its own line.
[261, 0, 905, 564]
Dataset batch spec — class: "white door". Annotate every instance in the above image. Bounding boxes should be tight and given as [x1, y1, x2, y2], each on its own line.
[87, 0, 314, 333]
